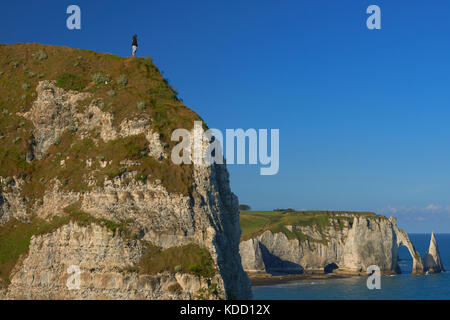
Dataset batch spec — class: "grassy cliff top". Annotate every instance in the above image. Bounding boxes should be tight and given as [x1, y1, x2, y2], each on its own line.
[0, 43, 201, 197]
[240, 210, 387, 242]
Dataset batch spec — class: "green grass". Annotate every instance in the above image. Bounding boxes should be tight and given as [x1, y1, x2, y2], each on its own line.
[0, 215, 74, 288]
[92, 72, 110, 85]
[0, 219, 42, 287]
[55, 73, 89, 91]
[116, 74, 128, 86]
[195, 282, 220, 300]
[18, 132, 194, 200]
[240, 210, 385, 242]
[62, 202, 135, 236]
[137, 243, 216, 278]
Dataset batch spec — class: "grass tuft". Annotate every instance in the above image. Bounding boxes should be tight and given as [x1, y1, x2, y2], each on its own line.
[32, 49, 48, 60]
[92, 73, 110, 85]
[138, 243, 216, 278]
[137, 101, 146, 111]
[55, 73, 89, 91]
[116, 74, 128, 86]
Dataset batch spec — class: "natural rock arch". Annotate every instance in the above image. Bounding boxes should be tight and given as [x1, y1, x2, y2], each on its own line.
[390, 217, 424, 274]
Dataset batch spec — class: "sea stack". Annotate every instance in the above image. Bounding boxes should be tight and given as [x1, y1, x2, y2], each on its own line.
[424, 232, 445, 273]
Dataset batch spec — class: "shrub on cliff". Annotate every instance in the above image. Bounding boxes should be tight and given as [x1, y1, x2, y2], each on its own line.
[116, 74, 128, 86]
[32, 49, 48, 60]
[56, 73, 89, 91]
[138, 244, 216, 278]
[238, 204, 251, 211]
[92, 73, 110, 85]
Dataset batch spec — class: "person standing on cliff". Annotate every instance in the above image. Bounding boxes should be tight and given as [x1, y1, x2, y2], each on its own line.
[132, 34, 138, 58]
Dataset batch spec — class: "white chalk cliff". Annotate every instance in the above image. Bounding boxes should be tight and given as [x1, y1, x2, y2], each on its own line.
[424, 232, 444, 273]
[240, 215, 425, 275]
[0, 44, 252, 300]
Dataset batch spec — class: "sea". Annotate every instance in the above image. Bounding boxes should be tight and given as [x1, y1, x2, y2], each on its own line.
[252, 233, 450, 300]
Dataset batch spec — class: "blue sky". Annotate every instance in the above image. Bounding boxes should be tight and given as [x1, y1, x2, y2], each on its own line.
[2, 0, 450, 232]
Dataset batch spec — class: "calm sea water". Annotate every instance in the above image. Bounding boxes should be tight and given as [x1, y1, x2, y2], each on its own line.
[252, 233, 450, 300]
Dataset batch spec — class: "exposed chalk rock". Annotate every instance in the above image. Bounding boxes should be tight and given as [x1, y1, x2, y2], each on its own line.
[240, 214, 424, 275]
[239, 239, 266, 272]
[6, 223, 226, 299]
[424, 232, 445, 273]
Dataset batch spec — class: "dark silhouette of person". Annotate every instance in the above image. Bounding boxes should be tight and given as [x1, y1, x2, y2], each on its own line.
[132, 34, 138, 58]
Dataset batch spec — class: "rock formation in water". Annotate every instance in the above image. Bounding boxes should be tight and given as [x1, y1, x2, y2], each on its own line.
[0, 43, 251, 299]
[240, 213, 424, 275]
[424, 232, 444, 273]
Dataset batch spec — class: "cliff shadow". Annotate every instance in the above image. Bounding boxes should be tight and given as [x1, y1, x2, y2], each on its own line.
[258, 243, 304, 275]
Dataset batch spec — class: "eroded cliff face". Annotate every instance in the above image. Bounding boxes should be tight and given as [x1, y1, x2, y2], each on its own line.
[6, 223, 225, 299]
[0, 48, 251, 300]
[2, 161, 251, 299]
[240, 215, 423, 275]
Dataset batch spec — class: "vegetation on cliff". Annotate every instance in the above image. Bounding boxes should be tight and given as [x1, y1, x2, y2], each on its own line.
[0, 209, 217, 288]
[0, 43, 200, 197]
[240, 210, 388, 242]
[0, 43, 218, 290]
[137, 243, 216, 278]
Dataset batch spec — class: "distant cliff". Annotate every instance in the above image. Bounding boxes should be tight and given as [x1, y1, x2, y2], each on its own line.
[239, 211, 424, 275]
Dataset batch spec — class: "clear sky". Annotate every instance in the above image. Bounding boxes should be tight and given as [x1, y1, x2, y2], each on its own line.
[2, 0, 450, 232]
